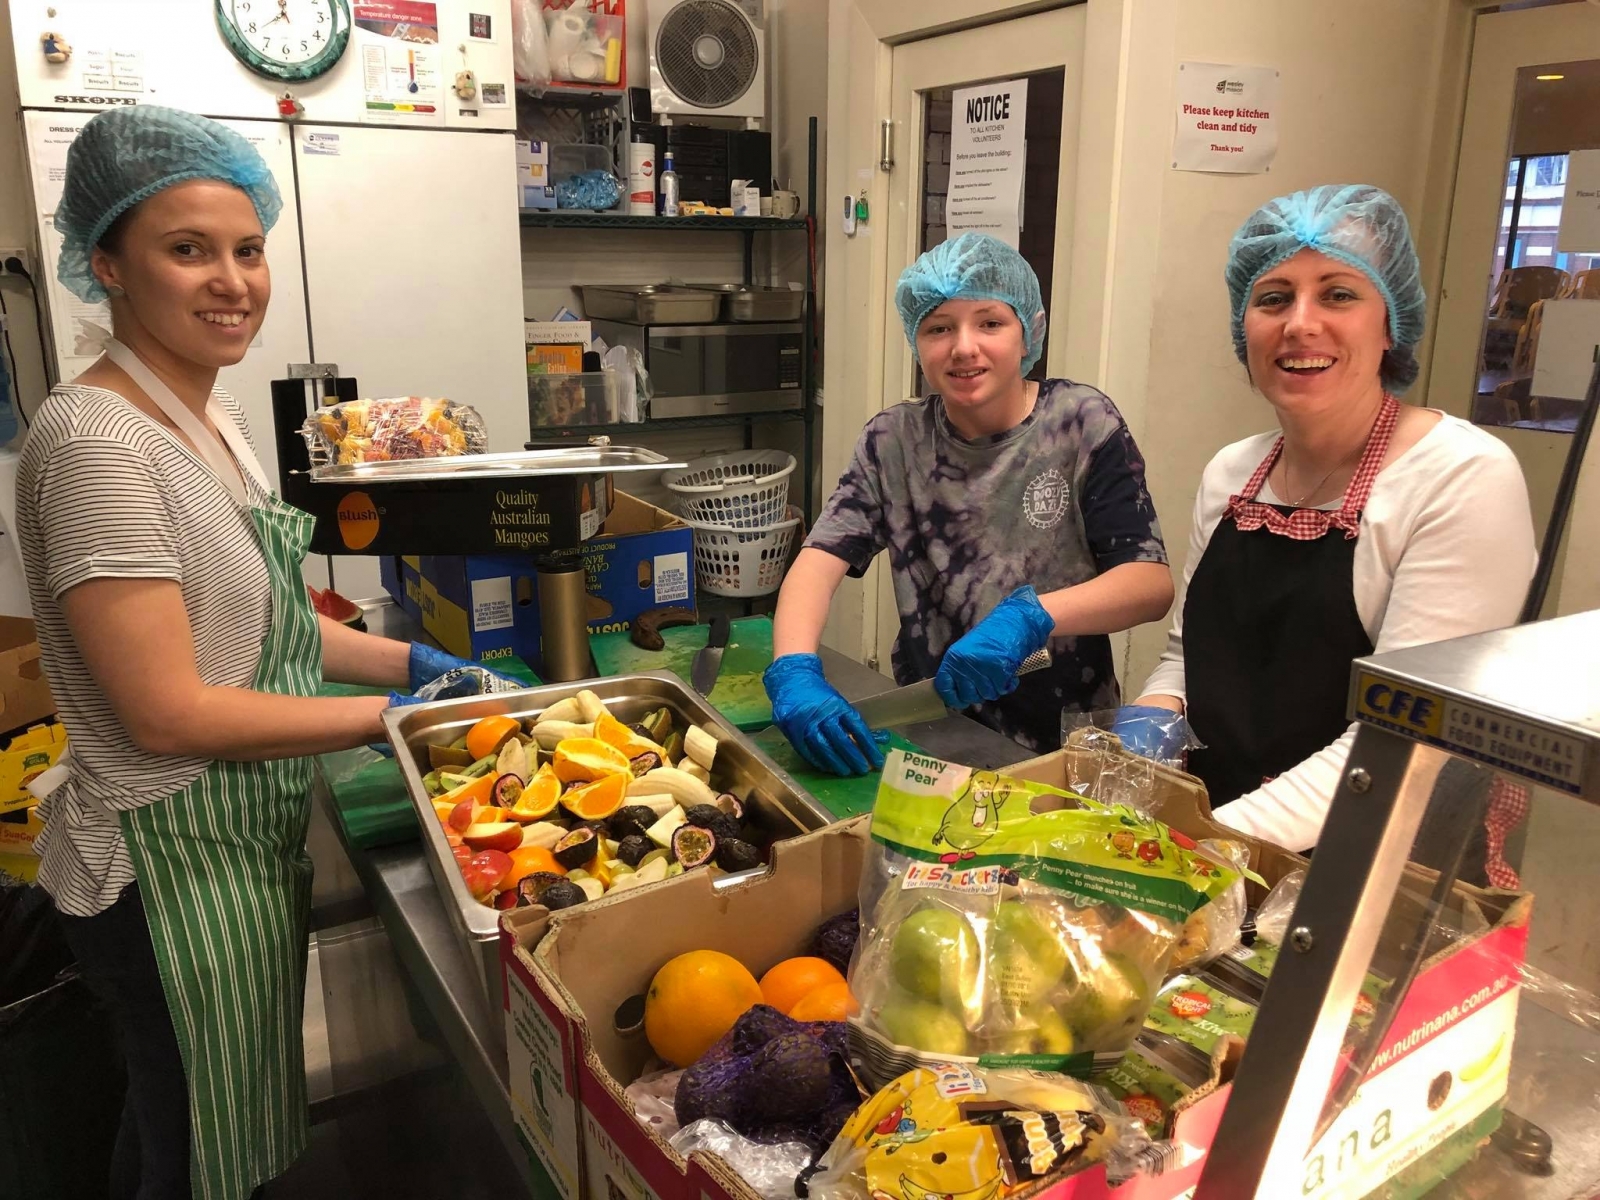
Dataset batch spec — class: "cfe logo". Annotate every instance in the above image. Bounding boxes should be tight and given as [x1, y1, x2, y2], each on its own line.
[336, 491, 381, 550]
[1023, 468, 1069, 529]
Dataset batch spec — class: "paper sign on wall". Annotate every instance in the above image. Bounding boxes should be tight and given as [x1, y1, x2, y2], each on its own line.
[355, 0, 444, 124]
[1173, 62, 1279, 174]
[1557, 149, 1600, 254]
[1532, 298, 1600, 401]
[947, 78, 1028, 248]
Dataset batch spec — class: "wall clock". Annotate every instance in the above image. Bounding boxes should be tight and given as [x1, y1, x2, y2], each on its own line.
[216, 0, 352, 82]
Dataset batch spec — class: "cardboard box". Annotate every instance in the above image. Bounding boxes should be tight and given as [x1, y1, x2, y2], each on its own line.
[0, 723, 67, 816]
[1008, 747, 1530, 1200]
[0, 802, 44, 886]
[528, 344, 586, 375]
[502, 818, 870, 1200]
[418, 492, 692, 668]
[379, 555, 423, 621]
[0, 618, 56, 736]
[518, 139, 557, 210]
[504, 746, 1531, 1200]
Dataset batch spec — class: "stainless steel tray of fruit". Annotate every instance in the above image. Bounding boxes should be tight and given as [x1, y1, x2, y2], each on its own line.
[382, 672, 833, 1003]
[579, 284, 722, 324]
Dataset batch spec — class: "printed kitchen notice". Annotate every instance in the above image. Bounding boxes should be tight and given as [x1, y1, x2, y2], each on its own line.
[948, 78, 1029, 248]
[1173, 62, 1280, 174]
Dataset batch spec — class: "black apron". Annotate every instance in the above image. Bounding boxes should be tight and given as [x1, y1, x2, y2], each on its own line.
[1183, 398, 1397, 810]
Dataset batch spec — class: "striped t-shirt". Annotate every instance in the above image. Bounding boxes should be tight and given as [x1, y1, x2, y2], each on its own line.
[17, 383, 274, 916]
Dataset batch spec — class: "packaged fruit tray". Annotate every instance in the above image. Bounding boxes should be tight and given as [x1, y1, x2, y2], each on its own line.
[382, 672, 835, 1002]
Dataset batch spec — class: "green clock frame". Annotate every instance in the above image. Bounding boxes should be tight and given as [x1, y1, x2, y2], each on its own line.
[216, 0, 352, 82]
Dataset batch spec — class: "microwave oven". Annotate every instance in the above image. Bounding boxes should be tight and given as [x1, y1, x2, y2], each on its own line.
[591, 320, 803, 419]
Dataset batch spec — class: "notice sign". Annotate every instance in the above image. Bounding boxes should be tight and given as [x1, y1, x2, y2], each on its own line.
[1173, 62, 1279, 174]
[948, 78, 1028, 247]
[356, 0, 444, 124]
[1557, 149, 1600, 253]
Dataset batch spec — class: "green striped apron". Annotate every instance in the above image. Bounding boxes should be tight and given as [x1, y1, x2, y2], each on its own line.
[119, 492, 322, 1200]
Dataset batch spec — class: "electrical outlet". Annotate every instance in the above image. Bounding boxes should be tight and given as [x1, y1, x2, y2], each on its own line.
[0, 249, 30, 278]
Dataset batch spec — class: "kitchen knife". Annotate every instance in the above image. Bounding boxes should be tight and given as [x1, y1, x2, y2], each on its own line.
[853, 646, 1054, 727]
[690, 615, 731, 695]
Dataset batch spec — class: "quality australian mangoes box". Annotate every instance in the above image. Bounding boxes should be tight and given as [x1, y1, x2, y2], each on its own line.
[501, 818, 870, 1200]
[1009, 746, 1532, 1200]
[419, 493, 693, 668]
[283, 469, 613, 556]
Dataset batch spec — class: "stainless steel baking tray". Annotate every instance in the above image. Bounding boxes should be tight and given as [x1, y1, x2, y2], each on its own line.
[309, 445, 676, 483]
[381, 673, 832, 1004]
[580, 284, 722, 324]
[686, 283, 806, 323]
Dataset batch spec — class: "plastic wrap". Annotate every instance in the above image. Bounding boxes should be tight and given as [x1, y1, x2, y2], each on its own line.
[849, 753, 1240, 1083]
[670, 1121, 813, 1200]
[511, 0, 553, 88]
[302, 397, 486, 468]
[808, 1063, 1160, 1200]
[1166, 838, 1251, 975]
[624, 1067, 684, 1139]
[555, 169, 624, 211]
[1252, 867, 1305, 946]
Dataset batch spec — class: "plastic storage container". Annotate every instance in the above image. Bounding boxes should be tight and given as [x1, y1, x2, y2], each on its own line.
[663, 449, 796, 528]
[687, 506, 803, 597]
[528, 368, 639, 427]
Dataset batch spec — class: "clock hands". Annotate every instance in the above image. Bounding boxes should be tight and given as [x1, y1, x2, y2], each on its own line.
[264, 0, 291, 26]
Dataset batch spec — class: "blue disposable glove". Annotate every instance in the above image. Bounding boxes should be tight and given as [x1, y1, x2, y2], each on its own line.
[1108, 704, 1192, 763]
[763, 653, 888, 777]
[934, 585, 1055, 710]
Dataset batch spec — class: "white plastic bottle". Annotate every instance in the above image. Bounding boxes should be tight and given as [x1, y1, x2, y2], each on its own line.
[660, 151, 680, 217]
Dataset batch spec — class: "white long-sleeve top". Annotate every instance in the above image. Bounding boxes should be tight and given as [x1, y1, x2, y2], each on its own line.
[1139, 411, 1536, 850]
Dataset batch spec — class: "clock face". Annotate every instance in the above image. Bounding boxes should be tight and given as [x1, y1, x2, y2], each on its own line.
[216, 0, 352, 81]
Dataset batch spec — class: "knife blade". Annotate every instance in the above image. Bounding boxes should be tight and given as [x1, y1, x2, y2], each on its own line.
[853, 646, 1053, 728]
[690, 615, 731, 695]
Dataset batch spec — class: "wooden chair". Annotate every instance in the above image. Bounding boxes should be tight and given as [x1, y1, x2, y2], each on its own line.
[1484, 265, 1570, 370]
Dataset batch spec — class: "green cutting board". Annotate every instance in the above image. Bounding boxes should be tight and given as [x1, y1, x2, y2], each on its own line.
[749, 725, 923, 821]
[589, 617, 774, 729]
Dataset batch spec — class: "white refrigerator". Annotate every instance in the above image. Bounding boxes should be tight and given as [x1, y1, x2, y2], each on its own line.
[9, 0, 528, 601]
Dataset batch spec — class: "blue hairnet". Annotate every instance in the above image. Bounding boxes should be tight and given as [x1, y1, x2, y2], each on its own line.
[1225, 185, 1425, 394]
[895, 233, 1047, 375]
[56, 106, 283, 304]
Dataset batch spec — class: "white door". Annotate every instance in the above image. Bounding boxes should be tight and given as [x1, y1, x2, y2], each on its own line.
[1429, 3, 1600, 617]
[294, 123, 526, 599]
[868, 7, 1086, 676]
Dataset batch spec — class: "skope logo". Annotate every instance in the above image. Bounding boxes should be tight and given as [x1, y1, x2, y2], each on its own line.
[335, 490, 382, 550]
[55, 94, 140, 106]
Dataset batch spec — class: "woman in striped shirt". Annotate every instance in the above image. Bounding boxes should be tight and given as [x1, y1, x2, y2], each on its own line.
[18, 106, 489, 1200]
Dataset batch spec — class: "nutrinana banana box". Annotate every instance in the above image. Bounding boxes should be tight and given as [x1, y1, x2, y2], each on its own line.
[500, 748, 1530, 1200]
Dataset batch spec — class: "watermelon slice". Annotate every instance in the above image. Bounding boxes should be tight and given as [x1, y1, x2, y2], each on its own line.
[308, 586, 367, 630]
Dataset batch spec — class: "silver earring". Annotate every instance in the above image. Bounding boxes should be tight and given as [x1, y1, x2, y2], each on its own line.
[105, 284, 125, 298]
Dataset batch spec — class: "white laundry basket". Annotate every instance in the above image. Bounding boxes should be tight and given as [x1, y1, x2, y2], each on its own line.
[663, 449, 796, 529]
[687, 507, 804, 598]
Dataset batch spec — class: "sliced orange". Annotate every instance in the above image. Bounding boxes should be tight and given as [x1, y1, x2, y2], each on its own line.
[551, 737, 632, 784]
[441, 772, 497, 811]
[467, 715, 522, 762]
[506, 845, 566, 888]
[594, 711, 666, 759]
[506, 763, 562, 823]
[560, 772, 628, 821]
[431, 798, 459, 823]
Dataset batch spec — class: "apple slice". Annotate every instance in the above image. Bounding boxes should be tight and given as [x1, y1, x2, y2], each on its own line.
[451, 844, 473, 867]
[493, 888, 521, 911]
[462, 849, 513, 899]
[461, 821, 523, 853]
[448, 797, 482, 833]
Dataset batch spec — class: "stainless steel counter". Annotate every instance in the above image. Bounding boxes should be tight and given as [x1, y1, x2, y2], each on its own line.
[313, 605, 1027, 1193]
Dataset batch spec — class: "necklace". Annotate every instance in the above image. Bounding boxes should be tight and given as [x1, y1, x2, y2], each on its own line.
[1279, 441, 1363, 508]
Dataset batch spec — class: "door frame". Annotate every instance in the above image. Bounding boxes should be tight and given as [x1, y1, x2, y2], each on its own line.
[821, 0, 1179, 673]
[870, 8, 1087, 671]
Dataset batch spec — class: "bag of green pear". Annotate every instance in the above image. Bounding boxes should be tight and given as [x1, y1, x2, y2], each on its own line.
[847, 751, 1240, 1086]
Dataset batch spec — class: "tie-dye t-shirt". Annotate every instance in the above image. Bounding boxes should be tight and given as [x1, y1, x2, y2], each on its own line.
[806, 379, 1168, 752]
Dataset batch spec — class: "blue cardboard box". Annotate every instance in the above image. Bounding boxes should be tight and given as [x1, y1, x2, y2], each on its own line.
[418, 493, 693, 667]
[379, 555, 423, 622]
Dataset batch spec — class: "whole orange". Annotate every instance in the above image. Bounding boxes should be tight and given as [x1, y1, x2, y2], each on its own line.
[759, 957, 846, 1016]
[644, 950, 763, 1067]
[787, 979, 859, 1022]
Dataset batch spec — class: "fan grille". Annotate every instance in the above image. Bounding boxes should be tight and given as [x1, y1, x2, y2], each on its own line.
[656, 0, 759, 109]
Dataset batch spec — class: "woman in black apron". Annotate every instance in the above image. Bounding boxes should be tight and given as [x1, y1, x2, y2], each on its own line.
[1115, 186, 1536, 886]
